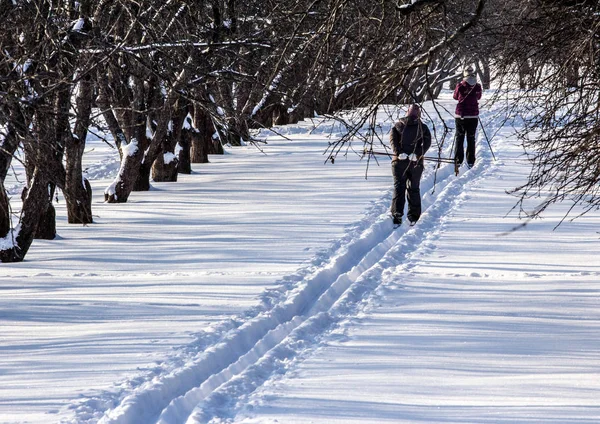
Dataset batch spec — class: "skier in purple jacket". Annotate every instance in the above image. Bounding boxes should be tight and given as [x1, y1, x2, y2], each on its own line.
[453, 66, 482, 168]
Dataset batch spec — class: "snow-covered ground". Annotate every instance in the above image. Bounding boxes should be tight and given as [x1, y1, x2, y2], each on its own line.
[1, 92, 599, 424]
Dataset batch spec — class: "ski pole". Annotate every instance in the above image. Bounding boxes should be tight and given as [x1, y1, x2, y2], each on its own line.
[478, 117, 497, 161]
[365, 150, 455, 164]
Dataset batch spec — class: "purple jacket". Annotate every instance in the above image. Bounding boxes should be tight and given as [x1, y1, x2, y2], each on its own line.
[453, 80, 482, 118]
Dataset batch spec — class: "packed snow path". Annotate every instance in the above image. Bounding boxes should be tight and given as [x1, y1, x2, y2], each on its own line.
[238, 136, 600, 424]
[89, 123, 500, 423]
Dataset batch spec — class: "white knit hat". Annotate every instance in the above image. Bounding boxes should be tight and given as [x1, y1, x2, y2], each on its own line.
[463, 66, 476, 85]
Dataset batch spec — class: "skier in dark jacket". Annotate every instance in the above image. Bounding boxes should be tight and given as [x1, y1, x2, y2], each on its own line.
[453, 66, 482, 168]
[389, 103, 432, 226]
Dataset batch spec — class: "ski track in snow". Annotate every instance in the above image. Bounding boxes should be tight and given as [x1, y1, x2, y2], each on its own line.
[64, 111, 503, 424]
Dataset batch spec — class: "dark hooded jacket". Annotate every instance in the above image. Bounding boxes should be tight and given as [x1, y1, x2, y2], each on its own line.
[389, 117, 432, 163]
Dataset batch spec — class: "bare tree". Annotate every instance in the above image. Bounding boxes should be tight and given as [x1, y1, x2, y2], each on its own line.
[488, 0, 600, 223]
[6, 0, 597, 263]
[1, 0, 97, 262]
[320, 0, 487, 159]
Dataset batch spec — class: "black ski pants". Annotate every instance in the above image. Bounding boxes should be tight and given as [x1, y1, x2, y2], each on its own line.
[454, 117, 478, 166]
[391, 159, 424, 222]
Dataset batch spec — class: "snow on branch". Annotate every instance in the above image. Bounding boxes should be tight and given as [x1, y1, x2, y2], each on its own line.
[396, 0, 444, 15]
[81, 39, 272, 54]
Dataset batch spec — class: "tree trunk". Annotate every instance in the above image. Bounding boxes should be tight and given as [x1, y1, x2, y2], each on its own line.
[0, 185, 10, 238]
[133, 162, 152, 192]
[136, 63, 194, 191]
[106, 136, 146, 202]
[152, 150, 179, 182]
[1, 168, 48, 263]
[35, 190, 57, 240]
[190, 105, 215, 162]
[518, 59, 532, 89]
[478, 57, 491, 89]
[252, 103, 274, 128]
[190, 130, 210, 164]
[565, 63, 579, 88]
[0, 127, 18, 181]
[97, 81, 127, 158]
[30, 95, 64, 241]
[289, 101, 313, 124]
[272, 103, 290, 126]
[104, 77, 149, 202]
[153, 101, 187, 182]
[64, 75, 94, 223]
[66, 179, 93, 224]
[177, 127, 192, 174]
[65, 172, 93, 223]
[0, 121, 20, 236]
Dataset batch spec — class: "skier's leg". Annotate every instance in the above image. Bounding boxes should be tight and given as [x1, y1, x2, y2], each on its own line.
[406, 164, 424, 223]
[391, 160, 409, 221]
[454, 118, 466, 165]
[465, 118, 478, 166]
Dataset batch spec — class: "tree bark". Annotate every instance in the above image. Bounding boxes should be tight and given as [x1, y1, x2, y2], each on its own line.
[152, 153, 179, 182]
[29, 94, 64, 241]
[1, 167, 48, 263]
[107, 134, 147, 202]
[190, 104, 216, 163]
[565, 63, 579, 88]
[34, 194, 57, 240]
[104, 77, 149, 202]
[134, 63, 194, 192]
[0, 119, 20, 237]
[152, 100, 187, 182]
[64, 74, 94, 223]
[97, 80, 127, 158]
[0, 186, 10, 239]
[272, 103, 290, 126]
[518, 59, 532, 89]
[178, 129, 192, 175]
[478, 57, 491, 89]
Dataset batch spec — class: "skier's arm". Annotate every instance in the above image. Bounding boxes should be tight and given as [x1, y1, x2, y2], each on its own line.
[390, 123, 405, 155]
[453, 83, 460, 100]
[476, 83, 482, 100]
[389, 126, 399, 154]
[422, 124, 432, 154]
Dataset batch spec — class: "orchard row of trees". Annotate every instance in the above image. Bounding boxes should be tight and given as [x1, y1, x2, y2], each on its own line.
[1, 0, 599, 262]
[489, 0, 600, 224]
